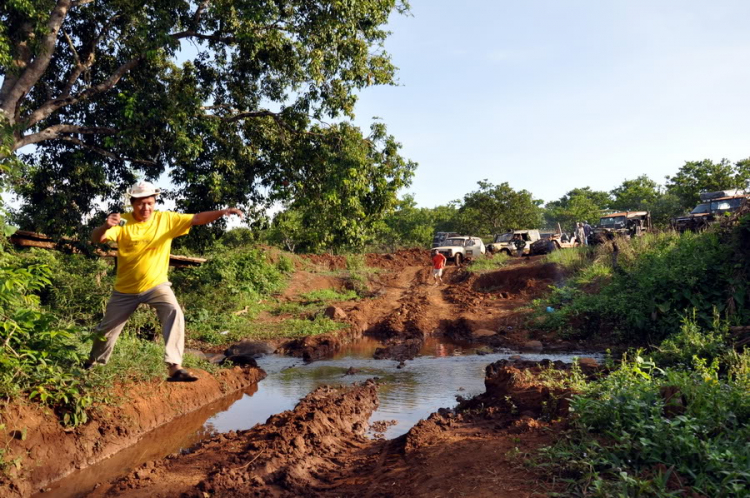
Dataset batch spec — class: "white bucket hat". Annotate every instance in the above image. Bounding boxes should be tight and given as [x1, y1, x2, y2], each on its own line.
[127, 181, 161, 199]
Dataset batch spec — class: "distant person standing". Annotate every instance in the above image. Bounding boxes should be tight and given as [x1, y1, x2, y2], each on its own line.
[431, 251, 447, 285]
[512, 233, 526, 257]
[583, 221, 592, 245]
[575, 222, 587, 247]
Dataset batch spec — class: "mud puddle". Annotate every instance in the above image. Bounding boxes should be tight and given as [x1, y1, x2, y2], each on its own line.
[42, 338, 598, 497]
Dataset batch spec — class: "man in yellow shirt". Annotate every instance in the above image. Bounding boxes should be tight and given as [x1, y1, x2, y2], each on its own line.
[86, 181, 243, 382]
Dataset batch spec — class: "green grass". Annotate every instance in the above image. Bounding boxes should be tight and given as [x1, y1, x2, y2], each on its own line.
[194, 314, 349, 343]
[466, 253, 509, 273]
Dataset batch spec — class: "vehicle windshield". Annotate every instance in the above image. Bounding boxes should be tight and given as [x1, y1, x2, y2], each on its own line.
[710, 198, 744, 212]
[599, 216, 626, 228]
[444, 238, 467, 246]
[690, 203, 710, 214]
[494, 233, 513, 243]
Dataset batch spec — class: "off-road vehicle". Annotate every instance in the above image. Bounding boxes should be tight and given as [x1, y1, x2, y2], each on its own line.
[672, 190, 748, 232]
[431, 231, 460, 248]
[529, 231, 577, 255]
[432, 236, 486, 266]
[590, 211, 651, 245]
[487, 230, 540, 255]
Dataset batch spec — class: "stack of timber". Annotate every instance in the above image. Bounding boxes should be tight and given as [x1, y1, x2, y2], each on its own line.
[9, 230, 206, 267]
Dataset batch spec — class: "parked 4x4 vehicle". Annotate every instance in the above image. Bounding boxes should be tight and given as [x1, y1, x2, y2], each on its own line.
[432, 236, 486, 266]
[590, 211, 651, 244]
[431, 231, 460, 248]
[487, 230, 540, 255]
[529, 231, 577, 255]
[672, 190, 748, 232]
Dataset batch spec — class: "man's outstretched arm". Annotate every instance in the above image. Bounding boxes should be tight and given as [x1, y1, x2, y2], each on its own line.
[91, 213, 121, 243]
[191, 208, 244, 226]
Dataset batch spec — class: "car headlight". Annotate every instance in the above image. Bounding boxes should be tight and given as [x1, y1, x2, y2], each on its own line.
[466, 250, 473, 255]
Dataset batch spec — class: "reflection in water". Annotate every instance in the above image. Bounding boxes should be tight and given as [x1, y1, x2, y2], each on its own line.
[40, 336, 599, 498]
[207, 337, 599, 440]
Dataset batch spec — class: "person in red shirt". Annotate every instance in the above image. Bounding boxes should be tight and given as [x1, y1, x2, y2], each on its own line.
[431, 251, 447, 285]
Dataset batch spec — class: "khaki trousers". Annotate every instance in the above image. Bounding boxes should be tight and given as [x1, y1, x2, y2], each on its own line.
[88, 282, 185, 366]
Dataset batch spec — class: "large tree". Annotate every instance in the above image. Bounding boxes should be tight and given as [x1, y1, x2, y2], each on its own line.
[665, 158, 750, 210]
[544, 187, 610, 230]
[610, 175, 660, 212]
[0, 0, 412, 240]
[457, 180, 543, 237]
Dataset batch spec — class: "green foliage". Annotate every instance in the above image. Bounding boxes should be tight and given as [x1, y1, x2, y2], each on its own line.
[651, 312, 731, 369]
[373, 194, 442, 250]
[171, 246, 287, 340]
[665, 158, 750, 211]
[268, 122, 416, 252]
[457, 180, 543, 238]
[544, 187, 611, 230]
[0, 257, 90, 426]
[4, 1, 414, 245]
[610, 175, 660, 212]
[541, 232, 742, 343]
[466, 253, 509, 273]
[543, 346, 750, 497]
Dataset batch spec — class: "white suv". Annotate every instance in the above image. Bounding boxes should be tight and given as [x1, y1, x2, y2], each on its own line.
[431, 236, 486, 266]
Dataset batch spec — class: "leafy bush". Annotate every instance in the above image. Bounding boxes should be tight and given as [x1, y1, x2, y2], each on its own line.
[550, 352, 750, 497]
[0, 261, 90, 426]
[651, 311, 731, 369]
[171, 246, 287, 338]
[541, 232, 739, 343]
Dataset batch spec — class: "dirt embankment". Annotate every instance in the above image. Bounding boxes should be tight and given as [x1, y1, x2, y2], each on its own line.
[0, 366, 265, 498]
[98, 357, 598, 497]
[95, 381, 380, 497]
[280, 253, 569, 363]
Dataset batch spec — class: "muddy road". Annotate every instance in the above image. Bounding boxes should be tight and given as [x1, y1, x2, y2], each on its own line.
[14, 251, 598, 497]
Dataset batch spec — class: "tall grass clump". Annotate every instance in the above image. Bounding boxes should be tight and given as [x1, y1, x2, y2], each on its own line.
[467, 253, 509, 273]
[541, 231, 739, 343]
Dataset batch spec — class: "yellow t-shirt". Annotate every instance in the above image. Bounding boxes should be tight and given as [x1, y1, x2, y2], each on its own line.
[104, 211, 194, 293]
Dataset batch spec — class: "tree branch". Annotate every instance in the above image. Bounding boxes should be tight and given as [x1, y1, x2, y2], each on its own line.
[13, 124, 118, 150]
[59, 15, 119, 98]
[170, 30, 237, 43]
[0, 0, 73, 123]
[57, 136, 157, 166]
[24, 57, 142, 129]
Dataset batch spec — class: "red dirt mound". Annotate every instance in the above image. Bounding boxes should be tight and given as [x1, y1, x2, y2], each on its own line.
[301, 253, 348, 270]
[365, 248, 431, 269]
[474, 263, 561, 297]
[101, 381, 379, 497]
[459, 358, 603, 418]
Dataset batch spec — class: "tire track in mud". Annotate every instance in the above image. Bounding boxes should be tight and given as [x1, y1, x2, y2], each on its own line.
[365, 265, 460, 362]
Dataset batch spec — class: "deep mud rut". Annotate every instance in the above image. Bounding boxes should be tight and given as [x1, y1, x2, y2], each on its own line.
[14, 251, 595, 497]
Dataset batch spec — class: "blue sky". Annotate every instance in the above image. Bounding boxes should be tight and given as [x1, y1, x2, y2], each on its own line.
[351, 0, 750, 207]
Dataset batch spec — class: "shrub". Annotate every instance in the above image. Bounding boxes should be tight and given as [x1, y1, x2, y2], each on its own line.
[554, 352, 750, 497]
[540, 232, 738, 343]
[0, 260, 90, 426]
